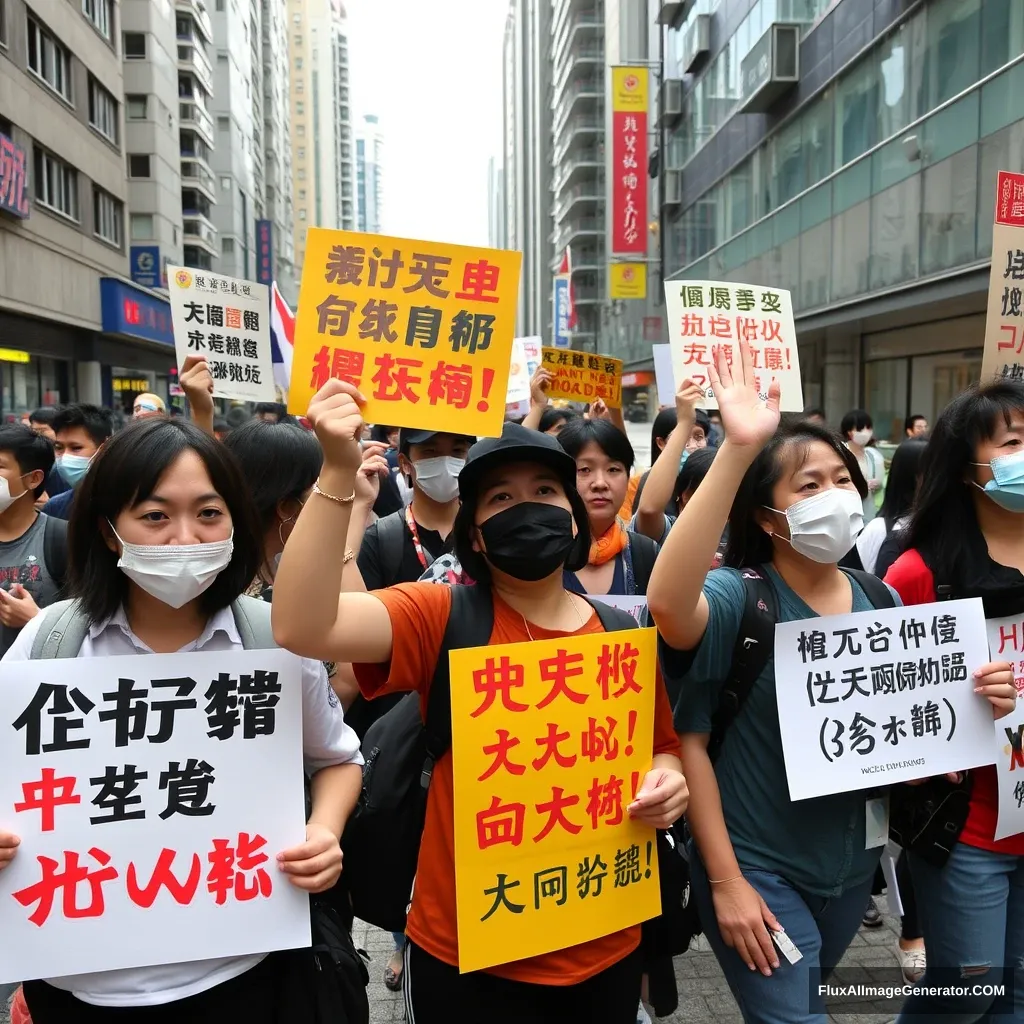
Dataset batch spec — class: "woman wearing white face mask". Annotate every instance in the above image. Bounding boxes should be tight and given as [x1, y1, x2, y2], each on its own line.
[0, 418, 364, 1024]
[841, 410, 884, 524]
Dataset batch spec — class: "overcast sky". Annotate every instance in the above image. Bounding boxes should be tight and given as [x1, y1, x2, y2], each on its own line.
[346, 0, 509, 246]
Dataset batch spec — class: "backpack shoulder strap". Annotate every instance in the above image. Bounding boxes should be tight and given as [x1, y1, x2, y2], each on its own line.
[627, 531, 658, 595]
[707, 569, 779, 762]
[30, 599, 90, 659]
[230, 595, 275, 650]
[374, 510, 407, 587]
[585, 598, 640, 633]
[841, 568, 897, 609]
[421, 585, 495, 783]
[42, 514, 69, 588]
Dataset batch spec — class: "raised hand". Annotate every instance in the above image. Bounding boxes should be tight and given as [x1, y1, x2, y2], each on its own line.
[307, 380, 366, 473]
[530, 366, 553, 406]
[354, 441, 391, 507]
[708, 341, 780, 451]
[675, 378, 705, 422]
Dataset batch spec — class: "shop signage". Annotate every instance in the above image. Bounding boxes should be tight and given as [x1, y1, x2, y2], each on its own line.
[0, 132, 30, 220]
[611, 68, 648, 256]
[0, 349, 30, 364]
[129, 246, 162, 289]
[256, 220, 273, 286]
[100, 279, 174, 347]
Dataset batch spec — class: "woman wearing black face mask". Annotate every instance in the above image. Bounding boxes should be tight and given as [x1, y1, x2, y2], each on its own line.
[272, 381, 688, 1023]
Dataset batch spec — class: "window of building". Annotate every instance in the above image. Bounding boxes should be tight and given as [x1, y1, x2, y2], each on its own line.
[218, 116, 230, 132]
[294, 33, 302, 45]
[127, 154, 151, 177]
[126, 94, 147, 119]
[918, 0, 980, 116]
[222, 237, 235, 254]
[93, 187, 123, 247]
[920, 145, 978, 275]
[0, 0, 7, 48]
[123, 31, 145, 58]
[297, 168, 306, 180]
[33, 146, 78, 220]
[27, 18, 72, 102]
[296, 101, 304, 115]
[220, 175, 231, 191]
[297, 146, 305, 159]
[293, 12, 301, 24]
[295, 57, 302, 70]
[296, 124, 305, 137]
[88, 77, 118, 143]
[296, 79, 303, 94]
[299, 208, 306, 220]
[81, 0, 113, 41]
[298, 188, 306, 200]
[129, 213, 153, 239]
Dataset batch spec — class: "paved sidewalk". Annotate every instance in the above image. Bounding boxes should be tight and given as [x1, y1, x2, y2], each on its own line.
[356, 900, 905, 1024]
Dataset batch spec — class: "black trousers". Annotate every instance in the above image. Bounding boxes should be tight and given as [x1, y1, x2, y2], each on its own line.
[403, 941, 643, 1024]
[23, 951, 313, 1024]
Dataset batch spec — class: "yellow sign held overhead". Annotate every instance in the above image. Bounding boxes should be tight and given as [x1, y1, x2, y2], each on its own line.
[541, 347, 623, 409]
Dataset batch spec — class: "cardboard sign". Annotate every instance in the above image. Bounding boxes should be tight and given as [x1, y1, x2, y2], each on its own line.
[290, 229, 522, 438]
[541, 348, 623, 409]
[168, 267, 276, 403]
[982, 171, 1024, 383]
[449, 630, 660, 972]
[0, 649, 309, 983]
[774, 599, 994, 801]
[663, 280, 803, 411]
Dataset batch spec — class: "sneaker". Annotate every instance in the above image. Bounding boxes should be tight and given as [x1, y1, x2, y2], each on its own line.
[896, 942, 927, 983]
[636, 1002, 652, 1024]
[862, 899, 883, 928]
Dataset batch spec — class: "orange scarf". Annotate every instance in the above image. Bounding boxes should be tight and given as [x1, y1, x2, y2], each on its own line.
[589, 518, 630, 566]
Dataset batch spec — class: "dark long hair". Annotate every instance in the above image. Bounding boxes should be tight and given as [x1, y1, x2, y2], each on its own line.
[68, 419, 263, 624]
[649, 408, 676, 465]
[723, 422, 867, 568]
[877, 437, 927, 523]
[902, 379, 1024, 585]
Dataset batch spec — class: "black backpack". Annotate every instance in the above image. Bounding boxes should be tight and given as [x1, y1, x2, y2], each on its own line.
[342, 584, 638, 933]
[42, 514, 68, 593]
[628, 531, 658, 595]
[307, 899, 370, 1024]
[373, 509, 451, 588]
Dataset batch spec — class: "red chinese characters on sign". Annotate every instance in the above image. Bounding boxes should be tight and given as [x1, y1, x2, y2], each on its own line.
[0, 131, 31, 220]
[611, 69, 648, 255]
[996, 172, 1024, 227]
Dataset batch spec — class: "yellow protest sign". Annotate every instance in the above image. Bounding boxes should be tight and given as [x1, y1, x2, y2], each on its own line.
[449, 629, 660, 973]
[541, 347, 623, 408]
[290, 229, 522, 437]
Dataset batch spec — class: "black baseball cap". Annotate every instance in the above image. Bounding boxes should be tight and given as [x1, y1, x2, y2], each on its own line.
[457, 422, 579, 502]
[398, 428, 476, 453]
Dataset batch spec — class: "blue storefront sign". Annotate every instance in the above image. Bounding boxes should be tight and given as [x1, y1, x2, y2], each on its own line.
[256, 219, 273, 286]
[129, 245, 162, 289]
[100, 278, 174, 347]
[0, 131, 30, 220]
[552, 275, 571, 349]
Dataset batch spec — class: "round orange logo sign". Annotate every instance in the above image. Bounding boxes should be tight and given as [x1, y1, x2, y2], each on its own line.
[174, 269, 193, 289]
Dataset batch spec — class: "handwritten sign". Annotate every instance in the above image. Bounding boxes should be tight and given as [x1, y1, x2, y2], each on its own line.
[774, 599, 994, 800]
[663, 280, 803, 411]
[985, 614, 1024, 694]
[290, 229, 522, 437]
[982, 171, 1024, 383]
[541, 348, 623, 409]
[449, 630, 660, 972]
[0, 650, 309, 983]
[994, 699, 1024, 841]
[168, 267, 276, 403]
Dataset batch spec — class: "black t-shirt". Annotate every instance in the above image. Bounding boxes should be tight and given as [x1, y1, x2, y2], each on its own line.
[357, 515, 450, 592]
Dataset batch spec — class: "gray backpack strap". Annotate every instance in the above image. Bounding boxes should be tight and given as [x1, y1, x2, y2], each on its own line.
[30, 599, 90, 659]
[230, 595, 275, 650]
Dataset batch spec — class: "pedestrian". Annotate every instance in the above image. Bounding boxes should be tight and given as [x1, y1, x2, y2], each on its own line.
[41, 405, 114, 521]
[840, 410, 884, 524]
[132, 393, 166, 419]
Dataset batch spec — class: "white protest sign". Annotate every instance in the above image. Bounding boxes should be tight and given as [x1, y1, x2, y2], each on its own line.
[986, 613, 1024, 694]
[168, 266, 276, 403]
[653, 344, 675, 407]
[506, 338, 532, 405]
[590, 593, 648, 626]
[663, 280, 804, 412]
[0, 649, 309, 984]
[985, 613, 1024, 839]
[774, 598, 993, 801]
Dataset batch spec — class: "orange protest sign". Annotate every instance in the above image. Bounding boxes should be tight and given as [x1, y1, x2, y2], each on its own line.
[541, 347, 623, 408]
[290, 230, 522, 436]
[449, 629, 659, 973]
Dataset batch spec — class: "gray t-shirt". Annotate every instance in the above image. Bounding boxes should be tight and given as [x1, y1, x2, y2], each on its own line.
[0, 514, 62, 657]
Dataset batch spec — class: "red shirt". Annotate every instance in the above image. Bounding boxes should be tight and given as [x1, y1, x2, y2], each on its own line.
[885, 549, 1024, 854]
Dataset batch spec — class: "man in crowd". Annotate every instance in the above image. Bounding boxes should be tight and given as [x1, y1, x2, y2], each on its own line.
[41, 405, 114, 521]
[905, 414, 928, 437]
[27, 407, 68, 506]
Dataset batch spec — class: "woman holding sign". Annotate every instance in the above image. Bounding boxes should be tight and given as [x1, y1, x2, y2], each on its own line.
[646, 343, 1014, 1024]
[272, 381, 688, 1023]
[884, 380, 1023, 1023]
[0, 418, 364, 1023]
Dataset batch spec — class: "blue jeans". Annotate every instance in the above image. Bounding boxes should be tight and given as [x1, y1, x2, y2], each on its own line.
[690, 844, 873, 1024]
[896, 841, 1024, 1022]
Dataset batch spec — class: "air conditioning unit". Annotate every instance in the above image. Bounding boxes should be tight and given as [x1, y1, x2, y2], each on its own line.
[655, 0, 684, 27]
[683, 14, 710, 74]
[657, 78, 683, 128]
[663, 170, 682, 208]
[738, 23, 800, 114]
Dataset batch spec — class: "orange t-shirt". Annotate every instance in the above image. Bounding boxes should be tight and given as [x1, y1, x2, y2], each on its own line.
[353, 582, 681, 986]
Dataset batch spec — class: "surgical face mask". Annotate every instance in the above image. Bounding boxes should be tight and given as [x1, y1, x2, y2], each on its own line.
[677, 449, 690, 473]
[110, 523, 234, 609]
[58, 453, 93, 487]
[479, 502, 576, 581]
[972, 450, 1024, 512]
[0, 473, 27, 513]
[412, 456, 464, 504]
[850, 429, 873, 446]
[766, 488, 864, 564]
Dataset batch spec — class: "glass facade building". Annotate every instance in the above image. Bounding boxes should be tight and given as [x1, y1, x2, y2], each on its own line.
[662, 0, 1024, 437]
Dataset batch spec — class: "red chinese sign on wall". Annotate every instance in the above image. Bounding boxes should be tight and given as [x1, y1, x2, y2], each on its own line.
[611, 68, 648, 255]
[0, 131, 30, 220]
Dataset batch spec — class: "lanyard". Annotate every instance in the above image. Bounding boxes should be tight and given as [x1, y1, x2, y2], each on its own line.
[405, 506, 432, 571]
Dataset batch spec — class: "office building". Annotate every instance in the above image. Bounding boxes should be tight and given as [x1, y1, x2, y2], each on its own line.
[356, 112, 383, 234]
[503, 0, 553, 338]
[661, 0, 1024, 436]
[487, 154, 506, 249]
[0, 0, 179, 414]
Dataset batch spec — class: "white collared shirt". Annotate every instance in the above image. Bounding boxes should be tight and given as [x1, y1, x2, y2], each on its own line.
[4, 604, 363, 1008]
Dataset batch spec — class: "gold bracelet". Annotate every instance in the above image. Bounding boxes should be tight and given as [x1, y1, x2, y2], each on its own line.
[708, 874, 743, 885]
[313, 481, 355, 505]
[343, 549, 355, 564]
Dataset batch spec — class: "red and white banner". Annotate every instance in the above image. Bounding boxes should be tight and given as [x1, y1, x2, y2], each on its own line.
[611, 67, 648, 255]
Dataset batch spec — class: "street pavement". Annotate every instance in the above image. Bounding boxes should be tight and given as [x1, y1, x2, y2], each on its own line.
[355, 900, 907, 1023]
